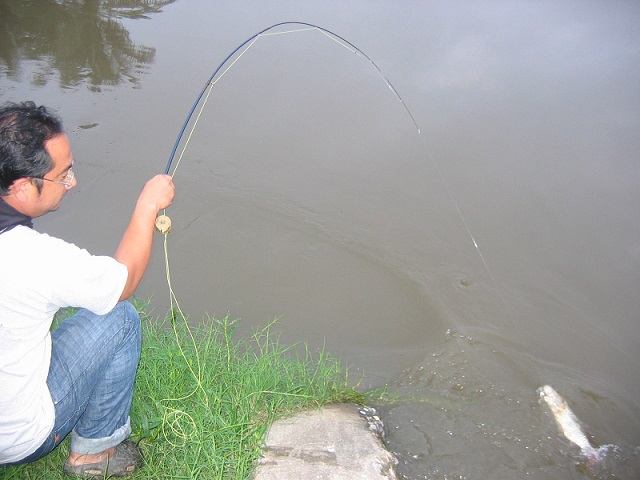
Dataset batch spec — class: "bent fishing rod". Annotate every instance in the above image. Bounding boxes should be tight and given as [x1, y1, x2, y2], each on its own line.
[154, 21, 492, 278]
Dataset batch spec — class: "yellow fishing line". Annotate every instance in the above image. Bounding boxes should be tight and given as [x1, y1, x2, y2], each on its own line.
[150, 228, 209, 445]
[155, 21, 505, 446]
[169, 36, 260, 178]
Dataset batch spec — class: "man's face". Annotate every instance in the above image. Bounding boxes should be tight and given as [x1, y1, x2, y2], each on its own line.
[32, 133, 76, 216]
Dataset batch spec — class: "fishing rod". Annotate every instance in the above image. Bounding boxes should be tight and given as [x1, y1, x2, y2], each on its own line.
[154, 20, 495, 289]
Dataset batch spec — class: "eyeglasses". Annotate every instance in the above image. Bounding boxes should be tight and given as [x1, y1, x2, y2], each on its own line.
[38, 167, 75, 187]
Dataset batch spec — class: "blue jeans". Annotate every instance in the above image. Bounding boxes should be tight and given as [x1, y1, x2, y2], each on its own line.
[11, 301, 141, 465]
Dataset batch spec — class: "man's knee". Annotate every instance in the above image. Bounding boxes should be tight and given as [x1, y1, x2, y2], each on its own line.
[112, 301, 142, 346]
[117, 301, 140, 323]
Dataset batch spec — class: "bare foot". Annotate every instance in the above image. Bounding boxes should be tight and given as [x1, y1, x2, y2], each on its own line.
[66, 446, 116, 467]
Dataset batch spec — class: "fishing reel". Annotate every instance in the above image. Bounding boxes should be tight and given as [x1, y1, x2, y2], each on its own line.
[155, 214, 172, 234]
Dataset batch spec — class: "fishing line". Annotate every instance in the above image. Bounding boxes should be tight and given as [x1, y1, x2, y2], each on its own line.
[155, 21, 502, 439]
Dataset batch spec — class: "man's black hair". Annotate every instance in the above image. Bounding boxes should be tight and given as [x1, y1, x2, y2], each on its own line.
[0, 101, 64, 194]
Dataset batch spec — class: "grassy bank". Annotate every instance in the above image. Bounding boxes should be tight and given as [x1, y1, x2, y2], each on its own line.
[2, 301, 364, 479]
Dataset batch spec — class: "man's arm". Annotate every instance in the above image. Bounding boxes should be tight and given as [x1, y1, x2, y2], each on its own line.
[114, 174, 175, 300]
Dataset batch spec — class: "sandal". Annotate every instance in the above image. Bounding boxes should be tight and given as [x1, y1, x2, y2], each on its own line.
[63, 440, 143, 478]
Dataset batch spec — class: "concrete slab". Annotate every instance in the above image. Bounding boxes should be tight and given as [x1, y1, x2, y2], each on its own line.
[253, 403, 398, 480]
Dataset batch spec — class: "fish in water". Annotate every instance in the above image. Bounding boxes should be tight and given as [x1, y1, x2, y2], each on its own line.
[538, 385, 600, 464]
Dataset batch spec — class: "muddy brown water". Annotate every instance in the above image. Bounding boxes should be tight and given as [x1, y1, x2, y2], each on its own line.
[2, 1, 639, 478]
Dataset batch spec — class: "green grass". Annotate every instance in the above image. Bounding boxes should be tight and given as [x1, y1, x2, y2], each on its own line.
[1, 301, 365, 479]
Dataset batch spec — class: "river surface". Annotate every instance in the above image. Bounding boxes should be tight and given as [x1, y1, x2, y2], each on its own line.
[1, 1, 639, 478]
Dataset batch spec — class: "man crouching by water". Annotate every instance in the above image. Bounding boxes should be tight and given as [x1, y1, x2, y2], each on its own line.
[0, 101, 175, 477]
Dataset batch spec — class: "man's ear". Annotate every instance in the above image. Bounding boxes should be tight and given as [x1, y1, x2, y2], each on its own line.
[8, 178, 33, 203]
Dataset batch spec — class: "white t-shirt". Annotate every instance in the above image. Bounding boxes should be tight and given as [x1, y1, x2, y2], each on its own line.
[0, 226, 128, 463]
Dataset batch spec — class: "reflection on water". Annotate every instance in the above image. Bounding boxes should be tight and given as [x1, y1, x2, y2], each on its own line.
[0, 0, 174, 90]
